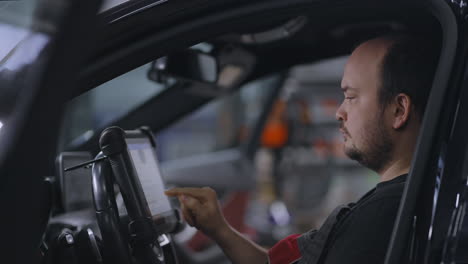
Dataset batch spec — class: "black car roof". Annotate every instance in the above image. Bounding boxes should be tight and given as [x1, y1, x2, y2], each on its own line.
[75, 0, 438, 99]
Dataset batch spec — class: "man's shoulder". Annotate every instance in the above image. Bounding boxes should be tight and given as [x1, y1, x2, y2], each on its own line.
[354, 176, 406, 208]
[351, 179, 406, 219]
[330, 179, 407, 244]
[322, 181, 406, 264]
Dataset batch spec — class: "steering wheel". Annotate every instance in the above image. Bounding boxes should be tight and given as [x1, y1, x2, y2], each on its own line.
[91, 127, 178, 264]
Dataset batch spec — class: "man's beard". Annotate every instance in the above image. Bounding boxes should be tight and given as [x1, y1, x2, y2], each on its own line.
[343, 119, 394, 173]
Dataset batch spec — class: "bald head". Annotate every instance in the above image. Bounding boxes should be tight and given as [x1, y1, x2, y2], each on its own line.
[342, 37, 393, 103]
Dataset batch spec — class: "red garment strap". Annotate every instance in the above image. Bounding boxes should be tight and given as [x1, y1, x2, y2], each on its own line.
[268, 234, 302, 264]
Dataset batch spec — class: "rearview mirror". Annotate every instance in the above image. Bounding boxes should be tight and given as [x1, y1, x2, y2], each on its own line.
[148, 46, 256, 93]
[148, 50, 218, 85]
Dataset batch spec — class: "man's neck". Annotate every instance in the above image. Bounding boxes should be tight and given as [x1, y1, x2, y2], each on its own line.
[379, 165, 409, 182]
[378, 154, 411, 182]
[378, 128, 418, 182]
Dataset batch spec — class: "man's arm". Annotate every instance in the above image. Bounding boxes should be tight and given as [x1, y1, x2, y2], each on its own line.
[212, 220, 269, 263]
[165, 187, 268, 264]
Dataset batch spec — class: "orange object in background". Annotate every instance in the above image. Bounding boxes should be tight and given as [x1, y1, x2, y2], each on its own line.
[261, 100, 289, 148]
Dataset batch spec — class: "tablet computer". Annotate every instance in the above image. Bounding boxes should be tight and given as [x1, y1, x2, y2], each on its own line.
[124, 129, 178, 234]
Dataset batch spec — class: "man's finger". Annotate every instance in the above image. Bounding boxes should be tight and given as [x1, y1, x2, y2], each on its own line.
[165, 187, 213, 201]
[181, 195, 203, 211]
[179, 197, 195, 226]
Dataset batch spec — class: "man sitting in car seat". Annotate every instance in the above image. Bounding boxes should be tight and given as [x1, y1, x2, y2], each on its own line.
[165, 33, 440, 264]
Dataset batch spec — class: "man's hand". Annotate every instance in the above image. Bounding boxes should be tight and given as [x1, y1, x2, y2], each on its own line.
[165, 186, 268, 264]
[164, 187, 229, 240]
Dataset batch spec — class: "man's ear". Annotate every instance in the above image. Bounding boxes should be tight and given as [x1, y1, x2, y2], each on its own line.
[392, 93, 412, 130]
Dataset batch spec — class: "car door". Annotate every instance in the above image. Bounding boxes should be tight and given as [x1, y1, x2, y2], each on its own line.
[0, 0, 103, 263]
[385, 0, 468, 263]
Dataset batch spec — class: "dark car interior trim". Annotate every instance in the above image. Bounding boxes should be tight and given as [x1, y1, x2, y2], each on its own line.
[76, 0, 430, 98]
[385, 0, 459, 263]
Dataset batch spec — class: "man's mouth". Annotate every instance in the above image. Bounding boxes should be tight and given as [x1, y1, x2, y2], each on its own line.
[339, 125, 350, 139]
[340, 130, 346, 137]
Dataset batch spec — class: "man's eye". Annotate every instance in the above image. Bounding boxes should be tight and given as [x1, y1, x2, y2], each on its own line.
[345, 96, 355, 100]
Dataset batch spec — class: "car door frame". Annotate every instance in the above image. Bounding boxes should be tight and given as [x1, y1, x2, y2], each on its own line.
[385, 0, 468, 263]
[0, 0, 103, 263]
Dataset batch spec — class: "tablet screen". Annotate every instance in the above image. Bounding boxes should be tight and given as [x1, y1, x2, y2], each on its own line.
[126, 137, 172, 216]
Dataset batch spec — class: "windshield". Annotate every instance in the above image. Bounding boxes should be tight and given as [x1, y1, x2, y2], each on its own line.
[61, 62, 170, 149]
[0, 1, 38, 114]
[0, 1, 51, 147]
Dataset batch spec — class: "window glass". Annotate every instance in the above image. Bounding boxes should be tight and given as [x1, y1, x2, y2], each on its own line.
[62, 63, 170, 148]
[0, 0, 52, 152]
[156, 75, 279, 161]
[0, 0, 44, 119]
[0, 1, 36, 27]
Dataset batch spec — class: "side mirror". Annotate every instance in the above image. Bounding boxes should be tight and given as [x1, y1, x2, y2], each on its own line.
[148, 50, 218, 85]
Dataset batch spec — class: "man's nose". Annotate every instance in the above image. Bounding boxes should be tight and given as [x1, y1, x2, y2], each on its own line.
[335, 103, 346, 122]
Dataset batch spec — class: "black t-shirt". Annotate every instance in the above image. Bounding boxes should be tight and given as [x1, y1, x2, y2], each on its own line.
[321, 174, 407, 264]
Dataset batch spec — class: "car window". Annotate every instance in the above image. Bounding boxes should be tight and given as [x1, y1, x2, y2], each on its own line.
[150, 56, 379, 240]
[0, 0, 42, 116]
[156, 75, 280, 161]
[0, 1, 51, 149]
[61, 62, 171, 148]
